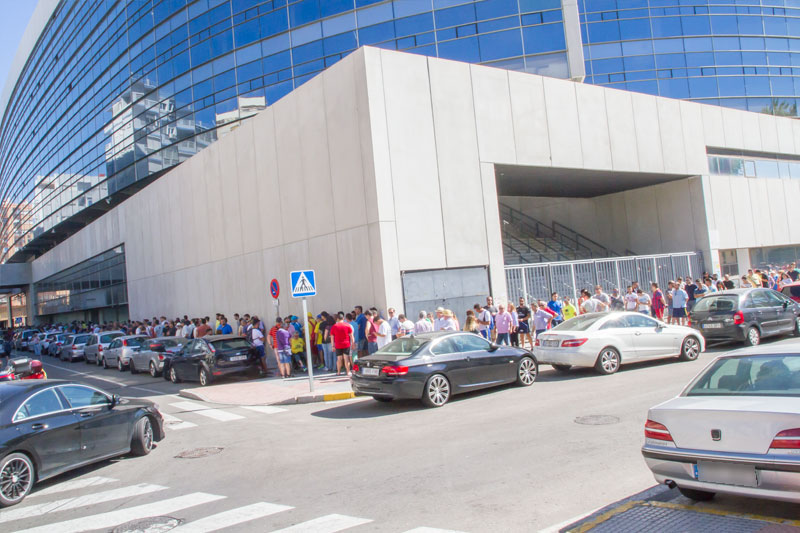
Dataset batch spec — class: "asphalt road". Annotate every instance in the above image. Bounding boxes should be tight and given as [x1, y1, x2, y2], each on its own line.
[6, 336, 800, 532]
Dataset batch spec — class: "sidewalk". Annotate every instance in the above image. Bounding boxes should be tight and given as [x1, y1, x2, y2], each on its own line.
[178, 373, 356, 406]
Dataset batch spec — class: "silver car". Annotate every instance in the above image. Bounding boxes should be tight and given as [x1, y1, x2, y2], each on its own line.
[60, 333, 91, 362]
[83, 331, 125, 364]
[642, 344, 800, 504]
[101, 335, 147, 371]
[129, 337, 189, 377]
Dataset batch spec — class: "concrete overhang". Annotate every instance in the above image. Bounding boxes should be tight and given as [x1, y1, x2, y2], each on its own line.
[0, 262, 31, 288]
[495, 164, 694, 198]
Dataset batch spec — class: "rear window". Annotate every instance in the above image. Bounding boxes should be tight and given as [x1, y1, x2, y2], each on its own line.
[125, 337, 146, 347]
[783, 286, 800, 298]
[100, 333, 123, 343]
[552, 314, 604, 332]
[686, 355, 800, 397]
[692, 295, 738, 313]
[374, 337, 429, 357]
[211, 338, 251, 351]
[73, 335, 90, 344]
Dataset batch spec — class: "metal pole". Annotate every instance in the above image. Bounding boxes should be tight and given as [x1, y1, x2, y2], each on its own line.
[521, 266, 529, 302]
[302, 297, 314, 393]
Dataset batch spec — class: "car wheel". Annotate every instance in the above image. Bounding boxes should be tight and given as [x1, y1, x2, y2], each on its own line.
[516, 356, 538, 386]
[373, 396, 393, 403]
[794, 316, 800, 337]
[679, 336, 701, 361]
[130, 416, 154, 456]
[0, 453, 34, 507]
[551, 364, 572, 373]
[102, 357, 109, 369]
[678, 486, 715, 501]
[595, 348, 620, 375]
[117, 358, 126, 372]
[84, 355, 91, 365]
[170, 367, 180, 384]
[150, 361, 159, 377]
[744, 326, 761, 346]
[199, 368, 211, 387]
[130, 360, 137, 374]
[421, 374, 451, 408]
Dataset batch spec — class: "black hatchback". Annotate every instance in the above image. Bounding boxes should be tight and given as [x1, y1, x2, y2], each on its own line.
[351, 331, 537, 407]
[689, 288, 800, 346]
[164, 335, 260, 386]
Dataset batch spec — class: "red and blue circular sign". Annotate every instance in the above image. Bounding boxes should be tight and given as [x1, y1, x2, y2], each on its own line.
[270, 279, 280, 299]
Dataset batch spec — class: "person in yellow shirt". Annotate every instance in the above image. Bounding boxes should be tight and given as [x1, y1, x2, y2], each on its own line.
[290, 330, 306, 373]
[562, 296, 577, 321]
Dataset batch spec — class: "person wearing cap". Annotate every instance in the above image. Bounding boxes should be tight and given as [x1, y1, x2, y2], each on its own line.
[609, 288, 624, 311]
[440, 310, 458, 331]
[433, 308, 446, 331]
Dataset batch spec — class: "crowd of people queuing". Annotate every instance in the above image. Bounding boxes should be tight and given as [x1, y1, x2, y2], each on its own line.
[10, 262, 800, 378]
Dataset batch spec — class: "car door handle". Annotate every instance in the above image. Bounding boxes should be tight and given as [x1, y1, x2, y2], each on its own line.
[635, 332, 642, 336]
[31, 423, 48, 430]
[79, 412, 93, 418]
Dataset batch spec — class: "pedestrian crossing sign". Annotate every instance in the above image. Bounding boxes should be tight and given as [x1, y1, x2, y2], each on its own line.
[290, 270, 316, 298]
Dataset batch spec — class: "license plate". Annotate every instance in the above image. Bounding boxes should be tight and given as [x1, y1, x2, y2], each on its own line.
[229, 355, 247, 361]
[542, 340, 560, 347]
[362, 367, 380, 376]
[702, 323, 722, 329]
[694, 461, 757, 487]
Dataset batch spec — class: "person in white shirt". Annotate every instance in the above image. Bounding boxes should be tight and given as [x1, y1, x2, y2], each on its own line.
[581, 297, 604, 314]
[250, 323, 268, 375]
[433, 307, 445, 331]
[474, 303, 492, 339]
[415, 311, 433, 334]
[375, 316, 392, 349]
[624, 286, 638, 311]
[636, 289, 652, 314]
[398, 314, 415, 336]
[440, 310, 458, 331]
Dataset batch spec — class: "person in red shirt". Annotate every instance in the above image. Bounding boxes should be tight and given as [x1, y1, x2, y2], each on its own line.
[330, 312, 354, 376]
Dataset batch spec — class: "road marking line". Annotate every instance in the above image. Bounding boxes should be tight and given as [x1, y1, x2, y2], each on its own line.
[269, 514, 372, 532]
[170, 401, 245, 421]
[240, 405, 287, 415]
[161, 412, 198, 430]
[42, 362, 127, 387]
[402, 528, 466, 533]
[645, 501, 800, 527]
[170, 502, 293, 532]
[28, 476, 117, 499]
[0, 483, 167, 524]
[14, 492, 226, 533]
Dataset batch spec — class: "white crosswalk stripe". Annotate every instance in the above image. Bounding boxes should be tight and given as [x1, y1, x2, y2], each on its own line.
[0, 483, 166, 524]
[240, 405, 287, 415]
[14, 492, 225, 533]
[402, 528, 467, 533]
[269, 514, 373, 533]
[28, 476, 116, 498]
[170, 401, 245, 421]
[161, 411, 198, 430]
[169, 502, 293, 532]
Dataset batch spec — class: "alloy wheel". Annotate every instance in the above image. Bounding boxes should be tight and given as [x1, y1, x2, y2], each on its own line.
[200, 369, 208, 386]
[683, 338, 700, 360]
[427, 375, 450, 406]
[142, 418, 153, 451]
[150, 362, 157, 377]
[518, 358, 537, 385]
[600, 349, 619, 373]
[0, 457, 32, 504]
[170, 367, 178, 383]
[117, 359, 123, 371]
[748, 327, 760, 346]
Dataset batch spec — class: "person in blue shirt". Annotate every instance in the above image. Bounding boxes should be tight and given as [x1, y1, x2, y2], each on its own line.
[547, 292, 564, 326]
[355, 305, 367, 357]
[216, 316, 233, 335]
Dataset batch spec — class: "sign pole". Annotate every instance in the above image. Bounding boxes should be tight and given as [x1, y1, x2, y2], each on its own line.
[302, 297, 314, 392]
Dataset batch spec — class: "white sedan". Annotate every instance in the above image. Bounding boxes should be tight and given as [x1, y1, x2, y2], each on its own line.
[642, 344, 800, 503]
[534, 312, 704, 375]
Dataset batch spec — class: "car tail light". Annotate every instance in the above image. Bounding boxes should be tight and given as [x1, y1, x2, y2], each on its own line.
[644, 420, 673, 442]
[561, 338, 588, 347]
[122, 339, 128, 347]
[352, 363, 360, 373]
[98, 345, 103, 352]
[770, 428, 800, 449]
[381, 365, 409, 376]
[213, 371, 222, 376]
[158, 354, 165, 361]
[534, 338, 540, 346]
[733, 311, 744, 325]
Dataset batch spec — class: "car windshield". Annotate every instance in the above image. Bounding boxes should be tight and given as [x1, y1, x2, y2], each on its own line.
[100, 333, 123, 343]
[212, 338, 251, 351]
[73, 335, 90, 344]
[125, 337, 146, 347]
[374, 337, 429, 356]
[783, 285, 800, 298]
[686, 354, 800, 397]
[552, 315, 604, 331]
[692, 295, 738, 312]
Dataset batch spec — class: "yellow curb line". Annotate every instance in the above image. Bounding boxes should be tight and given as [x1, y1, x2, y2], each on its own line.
[322, 392, 356, 401]
[567, 500, 800, 532]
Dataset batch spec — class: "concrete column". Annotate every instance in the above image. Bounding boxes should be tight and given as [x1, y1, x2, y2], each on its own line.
[561, 0, 586, 82]
[26, 283, 35, 326]
[736, 248, 752, 274]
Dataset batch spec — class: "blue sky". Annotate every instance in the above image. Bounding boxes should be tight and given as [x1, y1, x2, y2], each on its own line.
[0, 1, 37, 92]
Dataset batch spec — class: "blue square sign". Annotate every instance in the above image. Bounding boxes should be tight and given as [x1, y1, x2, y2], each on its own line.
[290, 270, 316, 298]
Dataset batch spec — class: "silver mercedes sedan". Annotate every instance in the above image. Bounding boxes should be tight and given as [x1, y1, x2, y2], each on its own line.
[642, 344, 800, 503]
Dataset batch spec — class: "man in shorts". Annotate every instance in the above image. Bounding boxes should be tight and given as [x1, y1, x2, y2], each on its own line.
[275, 322, 292, 379]
[330, 312, 354, 376]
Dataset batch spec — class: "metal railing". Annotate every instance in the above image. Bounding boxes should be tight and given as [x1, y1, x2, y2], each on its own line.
[505, 252, 705, 303]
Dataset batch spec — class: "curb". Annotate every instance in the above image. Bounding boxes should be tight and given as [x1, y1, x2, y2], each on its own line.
[177, 388, 356, 406]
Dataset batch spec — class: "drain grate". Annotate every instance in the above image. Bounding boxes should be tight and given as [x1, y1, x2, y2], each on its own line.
[575, 415, 620, 425]
[175, 447, 224, 459]
[112, 516, 182, 533]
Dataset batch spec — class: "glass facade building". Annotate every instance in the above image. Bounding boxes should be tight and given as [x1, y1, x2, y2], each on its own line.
[3, 0, 800, 270]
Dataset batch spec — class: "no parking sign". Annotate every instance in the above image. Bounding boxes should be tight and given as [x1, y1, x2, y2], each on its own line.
[269, 279, 280, 299]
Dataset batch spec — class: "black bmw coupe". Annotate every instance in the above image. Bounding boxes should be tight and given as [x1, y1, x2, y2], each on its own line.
[351, 331, 538, 407]
[0, 380, 165, 507]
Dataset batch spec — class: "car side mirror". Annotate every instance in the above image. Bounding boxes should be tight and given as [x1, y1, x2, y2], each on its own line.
[488, 343, 499, 352]
[783, 301, 789, 308]
[110, 394, 121, 408]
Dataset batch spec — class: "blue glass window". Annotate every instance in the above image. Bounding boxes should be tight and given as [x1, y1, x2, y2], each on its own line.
[682, 16, 711, 36]
[395, 13, 434, 38]
[359, 21, 395, 45]
[718, 76, 746, 96]
[289, 0, 319, 27]
[688, 76, 718, 97]
[652, 17, 682, 38]
[435, 4, 476, 29]
[393, 0, 430, 18]
[522, 23, 566, 55]
[437, 36, 480, 62]
[357, 2, 394, 26]
[323, 31, 357, 56]
[320, 0, 354, 18]
[588, 21, 620, 42]
[619, 18, 651, 40]
[478, 29, 523, 62]
[475, 0, 518, 20]
[260, 9, 289, 38]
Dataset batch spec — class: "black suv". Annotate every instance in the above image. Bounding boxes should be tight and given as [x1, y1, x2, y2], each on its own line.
[689, 288, 800, 346]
